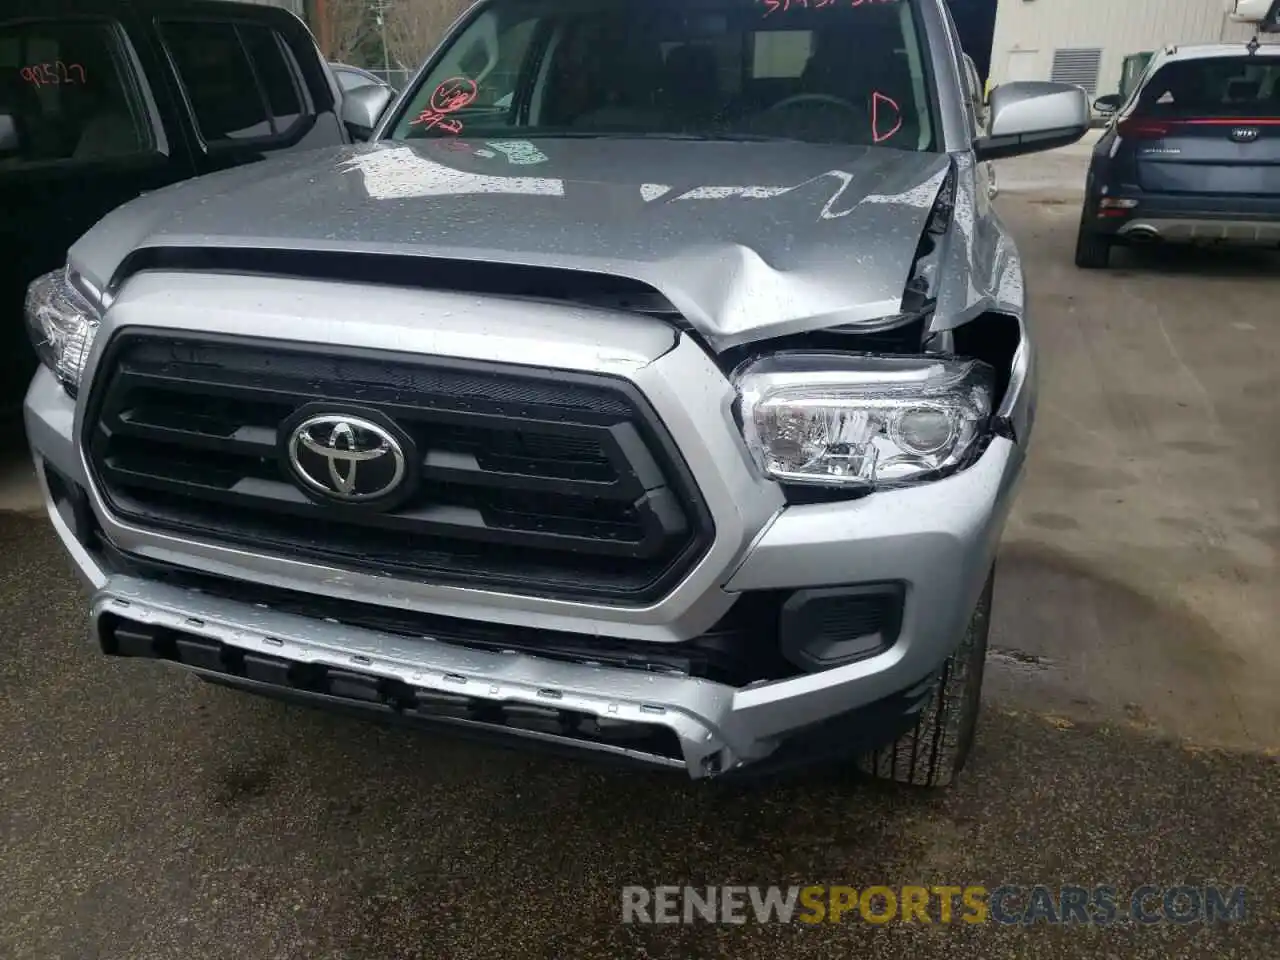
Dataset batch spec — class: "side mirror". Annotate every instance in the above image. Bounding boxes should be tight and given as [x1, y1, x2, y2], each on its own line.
[341, 83, 393, 141]
[1093, 93, 1123, 113]
[1228, 0, 1280, 31]
[974, 81, 1090, 162]
[0, 112, 21, 155]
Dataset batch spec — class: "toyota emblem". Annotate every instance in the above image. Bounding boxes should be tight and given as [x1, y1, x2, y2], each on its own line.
[1230, 127, 1260, 144]
[286, 414, 408, 503]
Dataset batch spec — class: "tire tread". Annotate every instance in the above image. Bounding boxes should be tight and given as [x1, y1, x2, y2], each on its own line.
[855, 572, 993, 788]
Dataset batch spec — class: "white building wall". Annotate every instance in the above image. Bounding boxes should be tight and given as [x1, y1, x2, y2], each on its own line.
[989, 0, 1278, 96]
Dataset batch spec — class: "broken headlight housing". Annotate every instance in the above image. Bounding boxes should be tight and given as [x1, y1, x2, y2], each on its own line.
[24, 267, 102, 392]
[734, 352, 994, 490]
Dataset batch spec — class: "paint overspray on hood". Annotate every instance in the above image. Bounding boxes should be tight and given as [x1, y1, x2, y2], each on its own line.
[69, 138, 955, 349]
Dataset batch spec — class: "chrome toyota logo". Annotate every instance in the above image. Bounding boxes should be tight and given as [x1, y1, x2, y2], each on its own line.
[1230, 127, 1260, 143]
[287, 414, 407, 502]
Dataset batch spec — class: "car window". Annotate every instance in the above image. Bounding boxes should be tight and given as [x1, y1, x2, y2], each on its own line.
[479, 17, 538, 107]
[1136, 55, 1280, 118]
[424, 11, 540, 111]
[160, 20, 309, 143]
[0, 19, 149, 169]
[241, 25, 304, 129]
[389, 0, 937, 151]
[752, 30, 815, 79]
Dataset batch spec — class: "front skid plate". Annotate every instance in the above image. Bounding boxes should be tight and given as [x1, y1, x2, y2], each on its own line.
[90, 575, 762, 778]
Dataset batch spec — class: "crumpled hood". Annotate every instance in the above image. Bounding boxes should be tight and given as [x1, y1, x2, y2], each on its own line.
[71, 137, 950, 348]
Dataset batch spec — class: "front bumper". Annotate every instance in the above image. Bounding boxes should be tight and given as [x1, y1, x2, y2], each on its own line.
[25, 271, 1029, 778]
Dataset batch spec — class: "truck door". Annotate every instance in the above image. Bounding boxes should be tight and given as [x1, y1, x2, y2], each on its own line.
[0, 0, 194, 387]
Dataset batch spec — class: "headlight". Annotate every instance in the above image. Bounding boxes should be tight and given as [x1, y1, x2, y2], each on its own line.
[24, 267, 102, 391]
[734, 352, 994, 489]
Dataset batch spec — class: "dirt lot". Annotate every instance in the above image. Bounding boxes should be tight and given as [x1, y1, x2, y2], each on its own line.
[1, 144, 1277, 959]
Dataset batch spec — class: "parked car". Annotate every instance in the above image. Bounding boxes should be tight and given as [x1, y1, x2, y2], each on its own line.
[0, 0, 350, 397]
[1077, 42, 1280, 268]
[24, 0, 1088, 787]
[329, 61, 398, 98]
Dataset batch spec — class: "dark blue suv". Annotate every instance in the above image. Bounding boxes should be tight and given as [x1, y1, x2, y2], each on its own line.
[1076, 41, 1280, 268]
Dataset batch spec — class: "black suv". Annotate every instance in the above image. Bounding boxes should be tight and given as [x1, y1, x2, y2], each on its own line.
[0, 0, 350, 393]
[1077, 41, 1280, 268]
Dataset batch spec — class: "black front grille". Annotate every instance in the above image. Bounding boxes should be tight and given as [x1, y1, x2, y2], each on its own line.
[85, 332, 713, 604]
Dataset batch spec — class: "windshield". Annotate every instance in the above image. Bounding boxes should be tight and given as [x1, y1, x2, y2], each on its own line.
[388, 0, 937, 150]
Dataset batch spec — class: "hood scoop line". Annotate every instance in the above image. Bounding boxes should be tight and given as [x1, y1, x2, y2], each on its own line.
[113, 245, 690, 324]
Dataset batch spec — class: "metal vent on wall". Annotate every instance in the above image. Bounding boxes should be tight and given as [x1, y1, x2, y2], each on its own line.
[1050, 48, 1103, 94]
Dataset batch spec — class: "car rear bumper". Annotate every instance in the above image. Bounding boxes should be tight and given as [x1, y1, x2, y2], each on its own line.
[1116, 217, 1280, 244]
[1094, 190, 1280, 243]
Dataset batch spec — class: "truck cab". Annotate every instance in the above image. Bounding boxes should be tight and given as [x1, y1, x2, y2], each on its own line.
[0, 0, 347, 397]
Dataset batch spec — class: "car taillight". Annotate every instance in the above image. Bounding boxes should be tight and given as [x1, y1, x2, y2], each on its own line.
[1097, 197, 1139, 218]
[1117, 118, 1172, 139]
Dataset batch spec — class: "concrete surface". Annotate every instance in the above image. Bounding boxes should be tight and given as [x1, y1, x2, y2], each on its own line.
[988, 144, 1280, 754]
[993, 128, 1102, 193]
[1, 144, 1277, 959]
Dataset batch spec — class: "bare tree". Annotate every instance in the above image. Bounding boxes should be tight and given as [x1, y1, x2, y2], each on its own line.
[318, 0, 375, 63]
[383, 0, 471, 71]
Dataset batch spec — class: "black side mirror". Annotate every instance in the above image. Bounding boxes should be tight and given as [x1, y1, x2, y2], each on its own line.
[1093, 93, 1123, 113]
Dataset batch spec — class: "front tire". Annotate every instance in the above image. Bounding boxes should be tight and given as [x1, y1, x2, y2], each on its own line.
[856, 571, 993, 788]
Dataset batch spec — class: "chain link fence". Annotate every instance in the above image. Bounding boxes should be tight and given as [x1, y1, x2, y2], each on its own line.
[214, 0, 431, 92]
[367, 68, 415, 90]
[231, 0, 307, 17]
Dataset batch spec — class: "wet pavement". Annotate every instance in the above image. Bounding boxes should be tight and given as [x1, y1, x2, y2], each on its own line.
[2, 161, 1278, 958]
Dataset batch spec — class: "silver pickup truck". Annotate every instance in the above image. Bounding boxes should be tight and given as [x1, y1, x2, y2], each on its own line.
[23, 0, 1087, 786]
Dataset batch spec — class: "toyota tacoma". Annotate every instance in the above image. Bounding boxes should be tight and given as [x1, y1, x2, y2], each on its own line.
[24, 0, 1088, 786]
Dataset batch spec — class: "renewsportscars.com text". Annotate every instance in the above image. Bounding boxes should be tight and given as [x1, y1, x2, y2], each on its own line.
[621, 884, 1248, 926]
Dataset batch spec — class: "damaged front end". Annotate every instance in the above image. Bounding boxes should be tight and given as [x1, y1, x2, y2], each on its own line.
[706, 162, 1031, 506]
[29, 133, 1035, 780]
